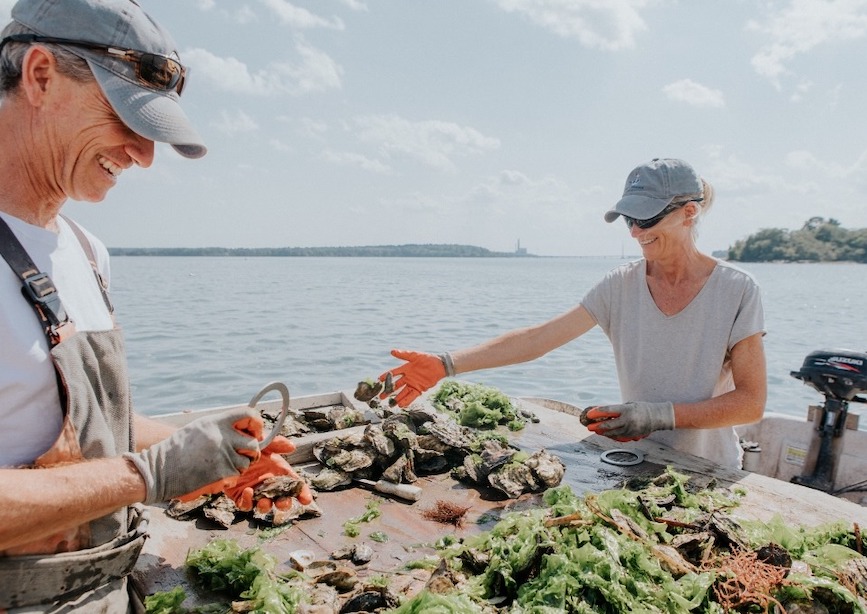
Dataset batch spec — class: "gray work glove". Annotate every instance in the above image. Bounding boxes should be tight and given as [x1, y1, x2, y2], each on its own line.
[585, 401, 675, 441]
[125, 407, 261, 504]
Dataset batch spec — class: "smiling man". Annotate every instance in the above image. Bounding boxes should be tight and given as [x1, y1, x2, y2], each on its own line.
[0, 1, 310, 611]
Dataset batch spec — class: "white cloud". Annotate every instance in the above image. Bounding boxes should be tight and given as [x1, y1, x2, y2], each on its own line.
[341, 0, 369, 11]
[352, 115, 501, 172]
[490, 0, 650, 50]
[212, 109, 259, 135]
[321, 150, 392, 174]
[272, 39, 343, 94]
[269, 138, 292, 152]
[663, 79, 725, 108]
[747, 0, 867, 88]
[786, 148, 867, 181]
[463, 170, 574, 215]
[261, 0, 345, 30]
[183, 40, 342, 95]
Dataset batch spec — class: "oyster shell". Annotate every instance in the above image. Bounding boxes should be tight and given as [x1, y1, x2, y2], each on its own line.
[523, 449, 566, 487]
[354, 379, 384, 403]
[253, 475, 307, 500]
[203, 494, 238, 528]
[426, 417, 476, 450]
[339, 585, 400, 613]
[310, 467, 352, 491]
[380, 453, 417, 483]
[316, 566, 359, 593]
[165, 495, 210, 518]
[351, 542, 373, 565]
[254, 497, 322, 526]
[487, 461, 538, 498]
[363, 424, 396, 458]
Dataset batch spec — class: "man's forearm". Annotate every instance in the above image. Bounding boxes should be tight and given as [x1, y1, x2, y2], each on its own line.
[0, 457, 146, 551]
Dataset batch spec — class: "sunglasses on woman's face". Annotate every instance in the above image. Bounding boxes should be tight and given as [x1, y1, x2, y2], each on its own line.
[0, 34, 187, 95]
[623, 199, 701, 230]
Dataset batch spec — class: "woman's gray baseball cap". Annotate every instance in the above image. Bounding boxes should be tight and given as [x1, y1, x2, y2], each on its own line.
[10, 0, 206, 159]
[604, 158, 701, 222]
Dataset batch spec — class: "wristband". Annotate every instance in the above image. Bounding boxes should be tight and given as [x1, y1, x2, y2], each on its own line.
[439, 352, 456, 377]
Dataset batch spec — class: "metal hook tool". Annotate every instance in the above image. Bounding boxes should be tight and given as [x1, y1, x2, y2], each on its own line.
[249, 381, 291, 448]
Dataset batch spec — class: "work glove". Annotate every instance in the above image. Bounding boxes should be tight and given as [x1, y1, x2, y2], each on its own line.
[177, 436, 314, 512]
[583, 402, 675, 441]
[380, 349, 450, 407]
[125, 407, 261, 504]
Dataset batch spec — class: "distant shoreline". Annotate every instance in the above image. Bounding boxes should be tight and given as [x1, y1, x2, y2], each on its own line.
[108, 244, 539, 258]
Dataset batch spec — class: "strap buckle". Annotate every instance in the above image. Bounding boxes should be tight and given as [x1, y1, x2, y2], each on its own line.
[21, 271, 68, 327]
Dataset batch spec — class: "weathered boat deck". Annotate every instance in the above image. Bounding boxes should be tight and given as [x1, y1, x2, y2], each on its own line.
[132, 394, 867, 605]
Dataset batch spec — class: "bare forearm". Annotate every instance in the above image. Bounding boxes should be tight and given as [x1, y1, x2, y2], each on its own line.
[452, 305, 596, 374]
[0, 457, 146, 551]
[673, 389, 765, 430]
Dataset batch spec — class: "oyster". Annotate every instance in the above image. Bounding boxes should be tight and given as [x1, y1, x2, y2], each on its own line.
[363, 424, 396, 458]
[165, 495, 210, 519]
[203, 494, 237, 528]
[523, 449, 566, 487]
[254, 497, 322, 526]
[340, 585, 400, 613]
[380, 453, 417, 484]
[310, 467, 352, 491]
[302, 405, 367, 431]
[425, 417, 476, 450]
[253, 475, 307, 501]
[328, 449, 375, 472]
[354, 379, 384, 403]
[288, 549, 316, 571]
[487, 461, 538, 498]
[351, 542, 373, 565]
[315, 566, 359, 593]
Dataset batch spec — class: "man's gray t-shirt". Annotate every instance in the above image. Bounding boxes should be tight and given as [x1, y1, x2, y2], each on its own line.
[581, 258, 765, 467]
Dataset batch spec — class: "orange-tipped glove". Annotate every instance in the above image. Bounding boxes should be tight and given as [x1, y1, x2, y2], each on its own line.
[380, 349, 452, 407]
[125, 407, 261, 504]
[221, 436, 313, 513]
[176, 420, 313, 512]
[584, 402, 675, 441]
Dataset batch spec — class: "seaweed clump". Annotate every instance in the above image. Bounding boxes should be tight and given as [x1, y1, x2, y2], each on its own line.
[398, 467, 867, 613]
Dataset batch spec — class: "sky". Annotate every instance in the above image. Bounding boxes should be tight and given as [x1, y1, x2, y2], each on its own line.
[3, 0, 867, 257]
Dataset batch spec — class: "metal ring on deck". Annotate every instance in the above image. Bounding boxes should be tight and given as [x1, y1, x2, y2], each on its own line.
[249, 381, 291, 448]
[600, 448, 644, 466]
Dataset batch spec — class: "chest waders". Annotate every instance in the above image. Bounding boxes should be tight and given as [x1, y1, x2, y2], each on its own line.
[0, 218, 148, 613]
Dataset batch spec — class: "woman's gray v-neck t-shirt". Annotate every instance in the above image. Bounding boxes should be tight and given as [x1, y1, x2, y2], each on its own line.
[581, 258, 765, 468]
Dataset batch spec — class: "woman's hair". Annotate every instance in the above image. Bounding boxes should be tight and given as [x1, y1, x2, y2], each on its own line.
[673, 177, 714, 238]
[0, 22, 93, 96]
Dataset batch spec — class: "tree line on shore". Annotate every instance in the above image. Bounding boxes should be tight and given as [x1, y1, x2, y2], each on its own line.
[728, 217, 867, 263]
[108, 243, 534, 258]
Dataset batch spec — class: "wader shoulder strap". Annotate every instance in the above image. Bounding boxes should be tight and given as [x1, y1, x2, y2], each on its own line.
[61, 215, 114, 315]
[0, 216, 70, 346]
[0, 216, 115, 346]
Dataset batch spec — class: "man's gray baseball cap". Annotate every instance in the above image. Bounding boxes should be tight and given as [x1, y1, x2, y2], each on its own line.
[604, 158, 701, 223]
[10, 0, 206, 158]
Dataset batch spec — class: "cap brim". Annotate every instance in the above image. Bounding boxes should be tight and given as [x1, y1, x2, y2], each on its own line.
[89, 62, 207, 159]
[604, 194, 670, 223]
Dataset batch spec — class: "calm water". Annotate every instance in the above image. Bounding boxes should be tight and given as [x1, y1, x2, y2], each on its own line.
[110, 257, 867, 423]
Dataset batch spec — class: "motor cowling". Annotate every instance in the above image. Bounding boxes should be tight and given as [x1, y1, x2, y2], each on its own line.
[790, 349, 867, 402]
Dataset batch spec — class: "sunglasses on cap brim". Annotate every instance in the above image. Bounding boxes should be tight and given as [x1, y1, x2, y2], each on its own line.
[0, 33, 186, 95]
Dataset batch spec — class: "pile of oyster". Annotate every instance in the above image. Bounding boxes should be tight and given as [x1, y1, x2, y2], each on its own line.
[310, 404, 565, 499]
[165, 402, 368, 528]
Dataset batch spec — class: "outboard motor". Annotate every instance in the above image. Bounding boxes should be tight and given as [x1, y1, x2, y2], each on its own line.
[789, 349, 867, 492]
